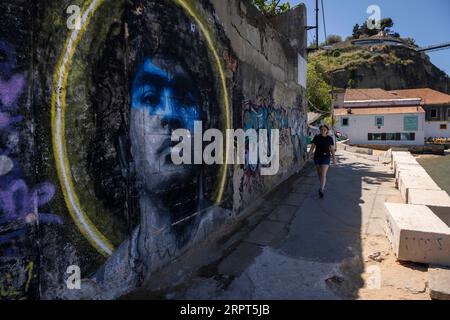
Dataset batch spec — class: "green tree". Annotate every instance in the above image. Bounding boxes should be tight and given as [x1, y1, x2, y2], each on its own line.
[307, 58, 332, 114]
[322, 34, 343, 46]
[351, 18, 399, 39]
[252, 0, 290, 17]
[380, 17, 394, 31]
[352, 24, 362, 39]
[405, 37, 418, 47]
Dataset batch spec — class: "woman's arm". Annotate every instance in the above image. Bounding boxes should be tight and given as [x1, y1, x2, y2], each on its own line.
[330, 144, 337, 165]
[308, 144, 316, 161]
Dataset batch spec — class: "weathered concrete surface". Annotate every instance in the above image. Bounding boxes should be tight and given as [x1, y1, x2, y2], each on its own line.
[398, 171, 441, 203]
[408, 189, 450, 207]
[409, 188, 450, 231]
[392, 151, 416, 163]
[393, 158, 419, 174]
[429, 266, 450, 300]
[133, 150, 430, 300]
[394, 163, 427, 181]
[391, 151, 416, 162]
[384, 203, 450, 266]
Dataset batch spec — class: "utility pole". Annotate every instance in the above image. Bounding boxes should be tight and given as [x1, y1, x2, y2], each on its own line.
[315, 0, 319, 49]
[306, 0, 320, 52]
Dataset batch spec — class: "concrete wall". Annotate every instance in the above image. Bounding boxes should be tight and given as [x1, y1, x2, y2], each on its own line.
[0, 0, 307, 299]
[425, 121, 450, 139]
[335, 113, 425, 146]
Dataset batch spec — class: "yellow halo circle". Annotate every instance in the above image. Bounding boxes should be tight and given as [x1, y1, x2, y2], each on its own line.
[51, 0, 231, 257]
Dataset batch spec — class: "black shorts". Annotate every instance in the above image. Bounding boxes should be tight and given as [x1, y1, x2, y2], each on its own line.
[314, 155, 331, 166]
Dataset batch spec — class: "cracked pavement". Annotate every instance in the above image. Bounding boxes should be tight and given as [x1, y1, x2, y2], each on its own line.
[124, 149, 430, 300]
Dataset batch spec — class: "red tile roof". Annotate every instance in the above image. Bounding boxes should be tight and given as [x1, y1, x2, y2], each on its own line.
[388, 88, 450, 106]
[335, 106, 425, 116]
[344, 88, 408, 101]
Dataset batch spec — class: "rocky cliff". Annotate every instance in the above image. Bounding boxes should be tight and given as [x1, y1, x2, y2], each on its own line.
[311, 44, 450, 93]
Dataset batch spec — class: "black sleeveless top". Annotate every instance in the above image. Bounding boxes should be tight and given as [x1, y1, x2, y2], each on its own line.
[312, 135, 334, 157]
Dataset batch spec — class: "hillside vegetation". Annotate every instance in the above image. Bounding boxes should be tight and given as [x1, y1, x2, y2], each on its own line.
[307, 44, 450, 113]
[307, 17, 450, 114]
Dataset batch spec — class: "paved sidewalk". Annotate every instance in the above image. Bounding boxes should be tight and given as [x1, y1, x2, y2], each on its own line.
[127, 149, 430, 300]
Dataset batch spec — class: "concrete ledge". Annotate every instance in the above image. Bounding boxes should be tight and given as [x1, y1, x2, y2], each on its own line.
[391, 154, 417, 172]
[394, 163, 426, 181]
[429, 266, 450, 300]
[341, 144, 374, 155]
[408, 189, 450, 207]
[393, 157, 418, 173]
[391, 151, 415, 162]
[384, 203, 450, 266]
[398, 171, 441, 203]
[408, 190, 450, 225]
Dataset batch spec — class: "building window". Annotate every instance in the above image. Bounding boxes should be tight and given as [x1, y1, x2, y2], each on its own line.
[386, 133, 396, 141]
[447, 108, 450, 121]
[430, 108, 438, 120]
[373, 133, 384, 141]
[404, 115, 419, 131]
[400, 133, 415, 141]
[369, 133, 415, 141]
[341, 117, 349, 127]
[368, 133, 385, 141]
[441, 124, 448, 130]
[375, 116, 384, 127]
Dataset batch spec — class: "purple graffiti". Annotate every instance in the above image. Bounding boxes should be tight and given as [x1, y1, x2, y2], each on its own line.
[0, 41, 17, 79]
[0, 112, 23, 130]
[0, 180, 62, 226]
[0, 74, 26, 110]
[0, 40, 62, 248]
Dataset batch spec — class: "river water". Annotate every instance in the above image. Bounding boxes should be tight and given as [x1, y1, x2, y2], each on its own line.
[417, 155, 450, 194]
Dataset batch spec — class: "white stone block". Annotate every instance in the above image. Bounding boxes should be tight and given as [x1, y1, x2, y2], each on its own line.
[398, 171, 441, 203]
[393, 158, 418, 173]
[408, 189, 450, 207]
[391, 151, 414, 169]
[384, 203, 450, 266]
[429, 266, 450, 300]
[395, 163, 426, 181]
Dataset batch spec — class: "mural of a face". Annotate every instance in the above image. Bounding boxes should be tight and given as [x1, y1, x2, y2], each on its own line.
[130, 55, 201, 195]
[87, 0, 225, 256]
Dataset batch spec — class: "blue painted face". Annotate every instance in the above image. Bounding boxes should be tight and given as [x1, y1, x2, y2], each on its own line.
[130, 57, 201, 193]
[131, 57, 201, 132]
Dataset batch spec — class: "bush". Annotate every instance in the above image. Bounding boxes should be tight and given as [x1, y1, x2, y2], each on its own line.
[252, 0, 290, 17]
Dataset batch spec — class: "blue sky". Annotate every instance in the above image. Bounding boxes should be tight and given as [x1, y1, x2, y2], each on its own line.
[282, 0, 450, 75]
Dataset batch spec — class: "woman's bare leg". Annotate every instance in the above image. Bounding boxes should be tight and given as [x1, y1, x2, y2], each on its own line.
[316, 165, 322, 183]
[320, 165, 330, 192]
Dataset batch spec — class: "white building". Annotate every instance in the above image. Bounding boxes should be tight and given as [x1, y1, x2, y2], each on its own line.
[390, 88, 450, 140]
[334, 88, 430, 146]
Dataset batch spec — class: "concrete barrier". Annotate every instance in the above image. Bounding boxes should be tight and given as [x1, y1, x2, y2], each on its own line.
[392, 156, 418, 172]
[408, 189, 450, 207]
[398, 171, 441, 203]
[429, 266, 450, 300]
[408, 189, 450, 227]
[391, 151, 416, 171]
[391, 150, 414, 161]
[384, 203, 450, 266]
[395, 163, 427, 181]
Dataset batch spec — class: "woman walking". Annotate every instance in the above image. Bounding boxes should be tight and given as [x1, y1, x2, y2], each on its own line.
[308, 125, 337, 198]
